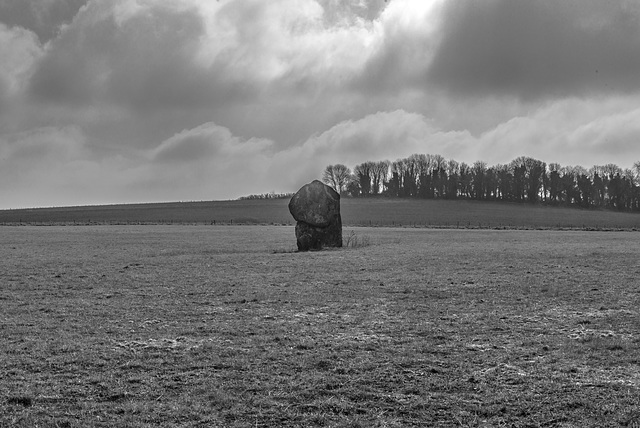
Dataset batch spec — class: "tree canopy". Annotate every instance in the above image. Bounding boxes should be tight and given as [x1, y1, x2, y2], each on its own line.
[323, 155, 640, 212]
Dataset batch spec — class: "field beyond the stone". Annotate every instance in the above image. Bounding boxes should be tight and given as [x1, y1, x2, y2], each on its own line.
[1, 225, 640, 427]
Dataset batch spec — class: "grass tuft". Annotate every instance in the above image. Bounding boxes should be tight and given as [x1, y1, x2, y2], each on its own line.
[343, 230, 371, 248]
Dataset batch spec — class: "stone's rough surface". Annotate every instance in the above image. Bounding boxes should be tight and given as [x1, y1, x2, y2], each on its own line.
[289, 180, 340, 227]
[289, 180, 342, 251]
[294, 217, 342, 251]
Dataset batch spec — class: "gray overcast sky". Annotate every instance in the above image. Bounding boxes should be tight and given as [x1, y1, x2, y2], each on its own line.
[2, 0, 640, 208]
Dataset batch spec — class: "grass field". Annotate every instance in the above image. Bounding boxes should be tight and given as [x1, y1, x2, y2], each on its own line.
[2, 225, 640, 427]
[2, 198, 640, 230]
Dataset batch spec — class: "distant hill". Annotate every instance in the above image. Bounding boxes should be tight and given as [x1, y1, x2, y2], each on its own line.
[1, 198, 639, 230]
[0, 200, 293, 226]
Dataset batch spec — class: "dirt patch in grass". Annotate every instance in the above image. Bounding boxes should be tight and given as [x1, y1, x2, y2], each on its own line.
[1, 226, 639, 427]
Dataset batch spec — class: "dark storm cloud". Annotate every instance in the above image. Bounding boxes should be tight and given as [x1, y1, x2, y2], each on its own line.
[428, 0, 640, 99]
[0, 0, 88, 42]
[27, 2, 220, 109]
[25, 0, 321, 116]
[23, 0, 388, 148]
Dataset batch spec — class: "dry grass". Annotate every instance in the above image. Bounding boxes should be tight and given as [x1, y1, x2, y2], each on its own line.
[342, 230, 371, 248]
[1, 225, 640, 427]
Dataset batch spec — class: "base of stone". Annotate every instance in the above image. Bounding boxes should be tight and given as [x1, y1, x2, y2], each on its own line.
[295, 220, 342, 251]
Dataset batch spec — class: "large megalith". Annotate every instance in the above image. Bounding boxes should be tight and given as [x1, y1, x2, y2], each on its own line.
[289, 180, 342, 251]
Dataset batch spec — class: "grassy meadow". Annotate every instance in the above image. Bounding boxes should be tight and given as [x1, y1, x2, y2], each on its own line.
[2, 197, 640, 230]
[1, 225, 640, 427]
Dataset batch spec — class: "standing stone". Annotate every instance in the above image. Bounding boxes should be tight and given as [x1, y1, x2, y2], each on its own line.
[289, 180, 342, 251]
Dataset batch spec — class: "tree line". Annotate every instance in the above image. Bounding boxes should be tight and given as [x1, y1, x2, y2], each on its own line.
[239, 192, 295, 200]
[322, 155, 640, 212]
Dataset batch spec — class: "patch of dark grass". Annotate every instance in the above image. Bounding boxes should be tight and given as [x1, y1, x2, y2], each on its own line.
[7, 396, 33, 407]
[272, 247, 298, 254]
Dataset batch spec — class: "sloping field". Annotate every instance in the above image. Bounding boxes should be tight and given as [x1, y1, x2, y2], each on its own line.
[342, 199, 640, 230]
[1, 225, 639, 427]
[1, 198, 640, 229]
[0, 200, 292, 226]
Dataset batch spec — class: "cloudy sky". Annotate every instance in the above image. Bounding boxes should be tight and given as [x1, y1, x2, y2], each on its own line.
[2, 0, 640, 208]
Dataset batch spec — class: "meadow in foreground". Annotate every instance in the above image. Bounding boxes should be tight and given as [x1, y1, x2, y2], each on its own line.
[1, 225, 639, 427]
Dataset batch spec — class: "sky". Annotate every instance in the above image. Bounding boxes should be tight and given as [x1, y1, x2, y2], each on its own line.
[2, 0, 640, 208]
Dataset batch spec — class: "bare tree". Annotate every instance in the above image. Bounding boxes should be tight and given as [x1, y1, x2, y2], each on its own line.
[371, 160, 390, 195]
[353, 161, 374, 196]
[471, 161, 487, 200]
[632, 161, 640, 184]
[601, 163, 623, 179]
[510, 156, 546, 202]
[322, 164, 352, 194]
